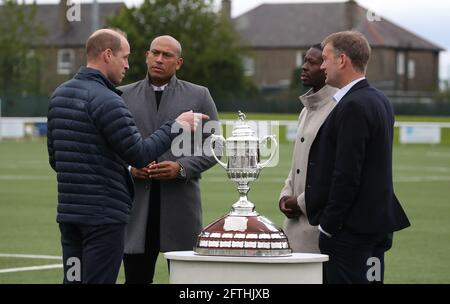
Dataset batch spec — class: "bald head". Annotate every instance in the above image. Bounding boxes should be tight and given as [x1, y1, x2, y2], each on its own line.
[85, 28, 130, 86]
[146, 35, 183, 86]
[150, 35, 182, 57]
[86, 28, 127, 62]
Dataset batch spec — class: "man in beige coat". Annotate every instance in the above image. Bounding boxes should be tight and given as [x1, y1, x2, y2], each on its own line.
[279, 44, 337, 253]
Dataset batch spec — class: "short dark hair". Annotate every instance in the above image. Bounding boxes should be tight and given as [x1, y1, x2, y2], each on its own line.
[322, 31, 371, 73]
[86, 28, 126, 60]
[311, 43, 323, 51]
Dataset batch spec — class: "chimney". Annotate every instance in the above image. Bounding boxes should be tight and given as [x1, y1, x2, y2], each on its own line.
[58, 0, 70, 34]
[346, 0, 358, 30]
[221, 0, 231, 20]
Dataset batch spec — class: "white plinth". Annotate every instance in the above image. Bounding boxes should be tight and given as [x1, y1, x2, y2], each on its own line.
[164, 251, 328, 284]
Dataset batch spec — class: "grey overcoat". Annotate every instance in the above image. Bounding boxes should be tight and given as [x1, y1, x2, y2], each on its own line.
[119, 74, 219, 253]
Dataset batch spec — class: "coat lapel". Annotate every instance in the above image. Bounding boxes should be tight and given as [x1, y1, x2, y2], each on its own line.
[155, 75, 179, 126]
[141, 75, 159, 134]
[341, 79, 369, 101]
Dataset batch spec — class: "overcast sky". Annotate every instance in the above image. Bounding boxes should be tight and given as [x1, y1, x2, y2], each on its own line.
[27, 0, 450, 79]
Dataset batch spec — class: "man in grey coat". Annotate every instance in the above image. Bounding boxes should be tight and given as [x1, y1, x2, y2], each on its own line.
[118, 35, 219, 284]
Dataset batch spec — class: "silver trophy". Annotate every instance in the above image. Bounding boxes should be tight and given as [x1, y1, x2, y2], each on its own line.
[194, 111, 292, 257]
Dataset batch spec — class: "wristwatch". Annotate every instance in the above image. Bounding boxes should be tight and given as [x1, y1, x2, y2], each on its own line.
[178, 162, 186, 178]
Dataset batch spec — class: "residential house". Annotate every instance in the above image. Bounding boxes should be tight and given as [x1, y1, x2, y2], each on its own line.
[31, 1, 124, 94]
[232, 1, 444, 94]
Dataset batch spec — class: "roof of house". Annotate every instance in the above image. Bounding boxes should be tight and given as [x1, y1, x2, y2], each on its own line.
[32, 2, 124, 47]
[233, 1, 444, 51]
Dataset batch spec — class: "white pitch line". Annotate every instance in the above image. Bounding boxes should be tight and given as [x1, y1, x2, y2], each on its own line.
[0, 253, 62, 260]
[395, 176, 450, 183]
[203, 176, 450, 183]
[0, 175, 54, 181]
[203, 177, 285, 183]
[395, 165, 450, 173]
[0, 264, 62, 274]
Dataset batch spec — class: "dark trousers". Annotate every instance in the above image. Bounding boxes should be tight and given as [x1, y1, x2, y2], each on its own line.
[123, 181, 161, 284]
[319, 229, 393, 284]
[59, 223, 125, 284]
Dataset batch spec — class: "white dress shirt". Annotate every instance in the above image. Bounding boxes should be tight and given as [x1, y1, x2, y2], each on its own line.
[333, 77, 366, 103]
[151, 83, 168, 91]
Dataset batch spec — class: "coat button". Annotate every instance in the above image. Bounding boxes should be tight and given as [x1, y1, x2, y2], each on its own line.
[300, 137, 305, 143]
[306, 184, 312, 189]
[296, 169, 300, 174]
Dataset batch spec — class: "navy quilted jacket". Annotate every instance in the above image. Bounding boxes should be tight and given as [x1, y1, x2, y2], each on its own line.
[47, 67, 179, 225]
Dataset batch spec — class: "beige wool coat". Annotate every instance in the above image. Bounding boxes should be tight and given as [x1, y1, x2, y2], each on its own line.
[279, 85, 338, 253]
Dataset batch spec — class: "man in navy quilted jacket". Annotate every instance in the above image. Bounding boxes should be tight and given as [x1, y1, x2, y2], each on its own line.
[47, 28, 207, 284]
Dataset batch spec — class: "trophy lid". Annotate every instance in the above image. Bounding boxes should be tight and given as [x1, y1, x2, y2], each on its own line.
[229, 111, 258, 140]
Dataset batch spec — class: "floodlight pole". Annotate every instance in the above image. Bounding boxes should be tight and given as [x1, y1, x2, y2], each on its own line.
[92, 0, 99, 32]
[0, 97, 2, 142]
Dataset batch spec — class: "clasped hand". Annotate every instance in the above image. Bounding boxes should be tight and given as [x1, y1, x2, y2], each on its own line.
[130, 161, 180, 180]
[279, 196, 302, 218]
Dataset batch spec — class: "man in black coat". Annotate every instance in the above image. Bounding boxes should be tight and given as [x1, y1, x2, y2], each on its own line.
[47, 29, 206, 284]
[305, 31, 410, 284]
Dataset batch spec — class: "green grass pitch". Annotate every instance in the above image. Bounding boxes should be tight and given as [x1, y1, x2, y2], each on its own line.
[0, 118, 449, 283]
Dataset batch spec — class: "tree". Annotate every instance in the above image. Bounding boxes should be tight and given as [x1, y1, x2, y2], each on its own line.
[0, 0, 46, 99]
[107, 0, 257, 107]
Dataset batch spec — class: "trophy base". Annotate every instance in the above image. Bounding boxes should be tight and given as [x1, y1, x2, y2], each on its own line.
[194, 214, 292, 257]
[194, 247, 292, 257]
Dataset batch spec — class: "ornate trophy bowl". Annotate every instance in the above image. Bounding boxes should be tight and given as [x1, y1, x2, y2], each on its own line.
[194, 112, 292, 257]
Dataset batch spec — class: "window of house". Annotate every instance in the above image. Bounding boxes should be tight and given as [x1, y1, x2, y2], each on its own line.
[296, 51, 303, 68]
[57, 49, 75, 75]
[278, 79, 291, 87]
[243, 56, 255, 77]
[408, 59, 416, 79]
[26, 50, 36, 59]
[397, 52, 405, 76]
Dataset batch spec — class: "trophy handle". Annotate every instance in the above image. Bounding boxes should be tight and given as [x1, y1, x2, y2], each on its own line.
[257, 135, 278, 169]
[210, 134, 227, 169]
